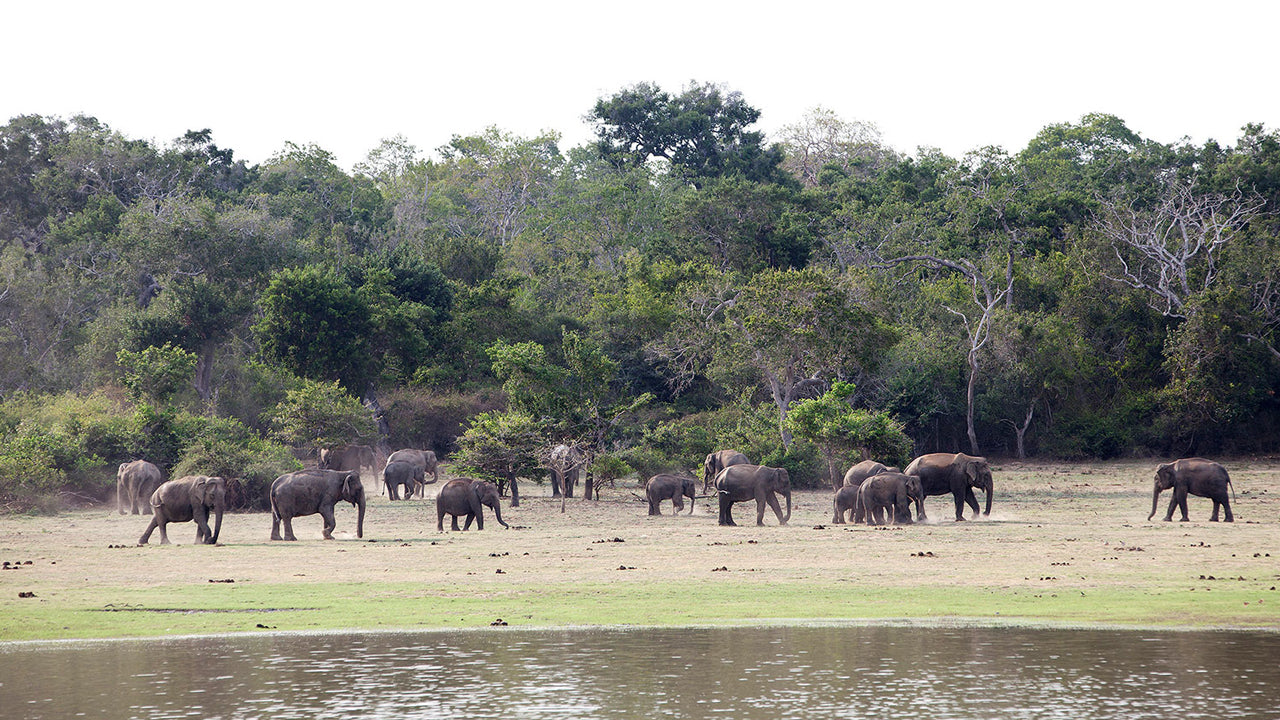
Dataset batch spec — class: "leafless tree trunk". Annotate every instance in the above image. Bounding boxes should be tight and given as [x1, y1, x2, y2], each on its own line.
[882, 254, 1013, 456]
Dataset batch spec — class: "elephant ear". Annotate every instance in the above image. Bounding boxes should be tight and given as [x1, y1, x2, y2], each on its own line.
[965, 462, 979, 484]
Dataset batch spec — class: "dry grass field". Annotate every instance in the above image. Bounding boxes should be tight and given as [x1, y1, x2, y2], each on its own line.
[1, 458, 1278, 641]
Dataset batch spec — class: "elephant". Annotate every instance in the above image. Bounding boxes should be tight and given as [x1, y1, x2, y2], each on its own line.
[436, 478, 508, 531]
[550, 444, 586, 498]
[320, 444, 375, 473]
[714, 464, 791, 526]
[904, 453, 993, 521]
[703, 449, 749, 493]
[270, 469, 366, 540]
[117, 460, 163, 515]
[385, 449, 439, 498]
[832, 484, 860, 524]
[382, 460, 425, 501]
[646, 474, 698, 515]
[856, 472, 924, 526]
[137, 475, 226, 545]
[842, 460, 900, 487]
[1149, 458, 1235, 522]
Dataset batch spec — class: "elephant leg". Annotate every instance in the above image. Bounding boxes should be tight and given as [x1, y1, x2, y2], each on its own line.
[963, 488, 980, 517]
[1223, 498, 1234, 522]
[281, 516, 298, 541]
[473, 512, 483, 531]
[271, 514, 283, 541]
[437, 507, 446, 532]
[648, 496, 659, 516]
[388, 483, 399, 501]
[952, 492, 967, 521]
[1175, 488, 1190, 521]
[157, 521, 171, 545]
[672, 495, 684, 514]
[1209, 498, 1221, 522]
[451, 515, 461, 531]
[138, 517, 159, 545]
[765, 494, 785, 525]
[718, 495, 735, 526]
[320, 507, 337, 539]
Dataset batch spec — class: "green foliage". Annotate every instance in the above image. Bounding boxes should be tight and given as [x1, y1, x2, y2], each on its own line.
[116, 343, 198, 405]
[266, 378, 377, 449]
[785, 381, 913, 486]
[171, 416, 300, 510]
[453, 410, 545, 489]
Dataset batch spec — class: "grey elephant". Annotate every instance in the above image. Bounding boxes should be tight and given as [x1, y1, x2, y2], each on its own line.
[436, 478, 508, 531]
[646, 474, 698, 515]
[320, 444, 375, 473]
[550, 443, 586, 498]
[385, 449, 439, 498]
[117, 459, 163, 515]
[703, 449, 749, 493]
[842, 460, 900, 487]
[856, 472, 924, 526]
[138, 475, 226, 545]
[715, 464, 791, 526]
[1149, 458, 1235, 522]
[904, 453, 993, 521]
[832, 484, 860, 523]
[382, 461, 425, 501]
[270, 469, 366, 540]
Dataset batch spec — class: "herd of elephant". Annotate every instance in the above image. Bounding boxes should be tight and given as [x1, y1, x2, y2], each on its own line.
[119, 441, 1239, 544]
[120, 446, 507, 546]
[646, 451, 1237, 528]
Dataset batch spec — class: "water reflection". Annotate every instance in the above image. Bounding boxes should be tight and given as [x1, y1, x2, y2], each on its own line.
[1, 625, 1277, 719]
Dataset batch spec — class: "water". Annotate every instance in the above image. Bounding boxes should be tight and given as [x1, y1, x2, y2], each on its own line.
[1, 625, 1277, 719]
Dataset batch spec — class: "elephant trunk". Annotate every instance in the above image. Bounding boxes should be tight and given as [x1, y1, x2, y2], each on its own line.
[782, 489, 792, 524]
[210, 504, 223, 544]
[1148, 486, 1161, 521]
[983, 479, 993, 516]
[355, 496, 366, 538]
[491, 499, 509, 528]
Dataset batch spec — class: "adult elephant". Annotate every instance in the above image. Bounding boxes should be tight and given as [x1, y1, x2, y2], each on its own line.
[117, 460, 163, 515]
[382, 461, 425, 501]
[437, 478, 508, 531]
[320, 444, 375, 473]
[904, 453, 993, 521]
[270, 469, 366, 541]
[856, 472, 924, 526]
[385, 449, 439, 498]
[138, 476, 226, 545]
[715, 464, 790, 526]
[646, 474, 698, 516]
[841, 460, 900, 487]
[1149, 458, 1235, 522]
[703, 450, 749, 493]
[550, 444, 586, 499]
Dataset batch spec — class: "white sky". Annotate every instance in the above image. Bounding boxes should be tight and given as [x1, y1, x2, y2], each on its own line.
[5, 1, 1278, 170]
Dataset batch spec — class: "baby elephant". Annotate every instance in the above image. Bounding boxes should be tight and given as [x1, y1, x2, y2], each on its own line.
[436, 478, 508, 531]
[857, 472, 924, 526]
[646, 474, 698, 515]
[383, 461, 425, 501]
[832, 484, 860, 524]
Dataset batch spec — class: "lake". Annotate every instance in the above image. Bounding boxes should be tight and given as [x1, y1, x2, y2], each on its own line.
[1, 624, 1276, 719]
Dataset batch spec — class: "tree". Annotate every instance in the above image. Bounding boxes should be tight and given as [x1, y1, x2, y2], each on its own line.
[784, 381, 912, 489]
[267, 378, 377, 450]
[116, 343, 197, 406]
[654, 267, 896, 448]
[253, 265, 374, 393]
[589, 81, 789, 186]
[777, 106, 896, 187]
[452, 410, 543, 506]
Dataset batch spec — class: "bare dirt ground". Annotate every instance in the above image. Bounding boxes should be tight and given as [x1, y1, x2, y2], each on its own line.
[2, 458, 1279, 640]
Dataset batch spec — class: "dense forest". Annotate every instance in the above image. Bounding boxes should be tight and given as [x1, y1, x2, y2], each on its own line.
[2, 81, 1278, 510]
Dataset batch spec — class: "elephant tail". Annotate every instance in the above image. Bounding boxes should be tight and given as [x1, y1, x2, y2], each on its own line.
[1229, 478, 1236, 503]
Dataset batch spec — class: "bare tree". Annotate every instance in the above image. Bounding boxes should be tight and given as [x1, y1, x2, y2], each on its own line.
[1095, 179, 1266, 318]
[777, 107, 896, 187]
